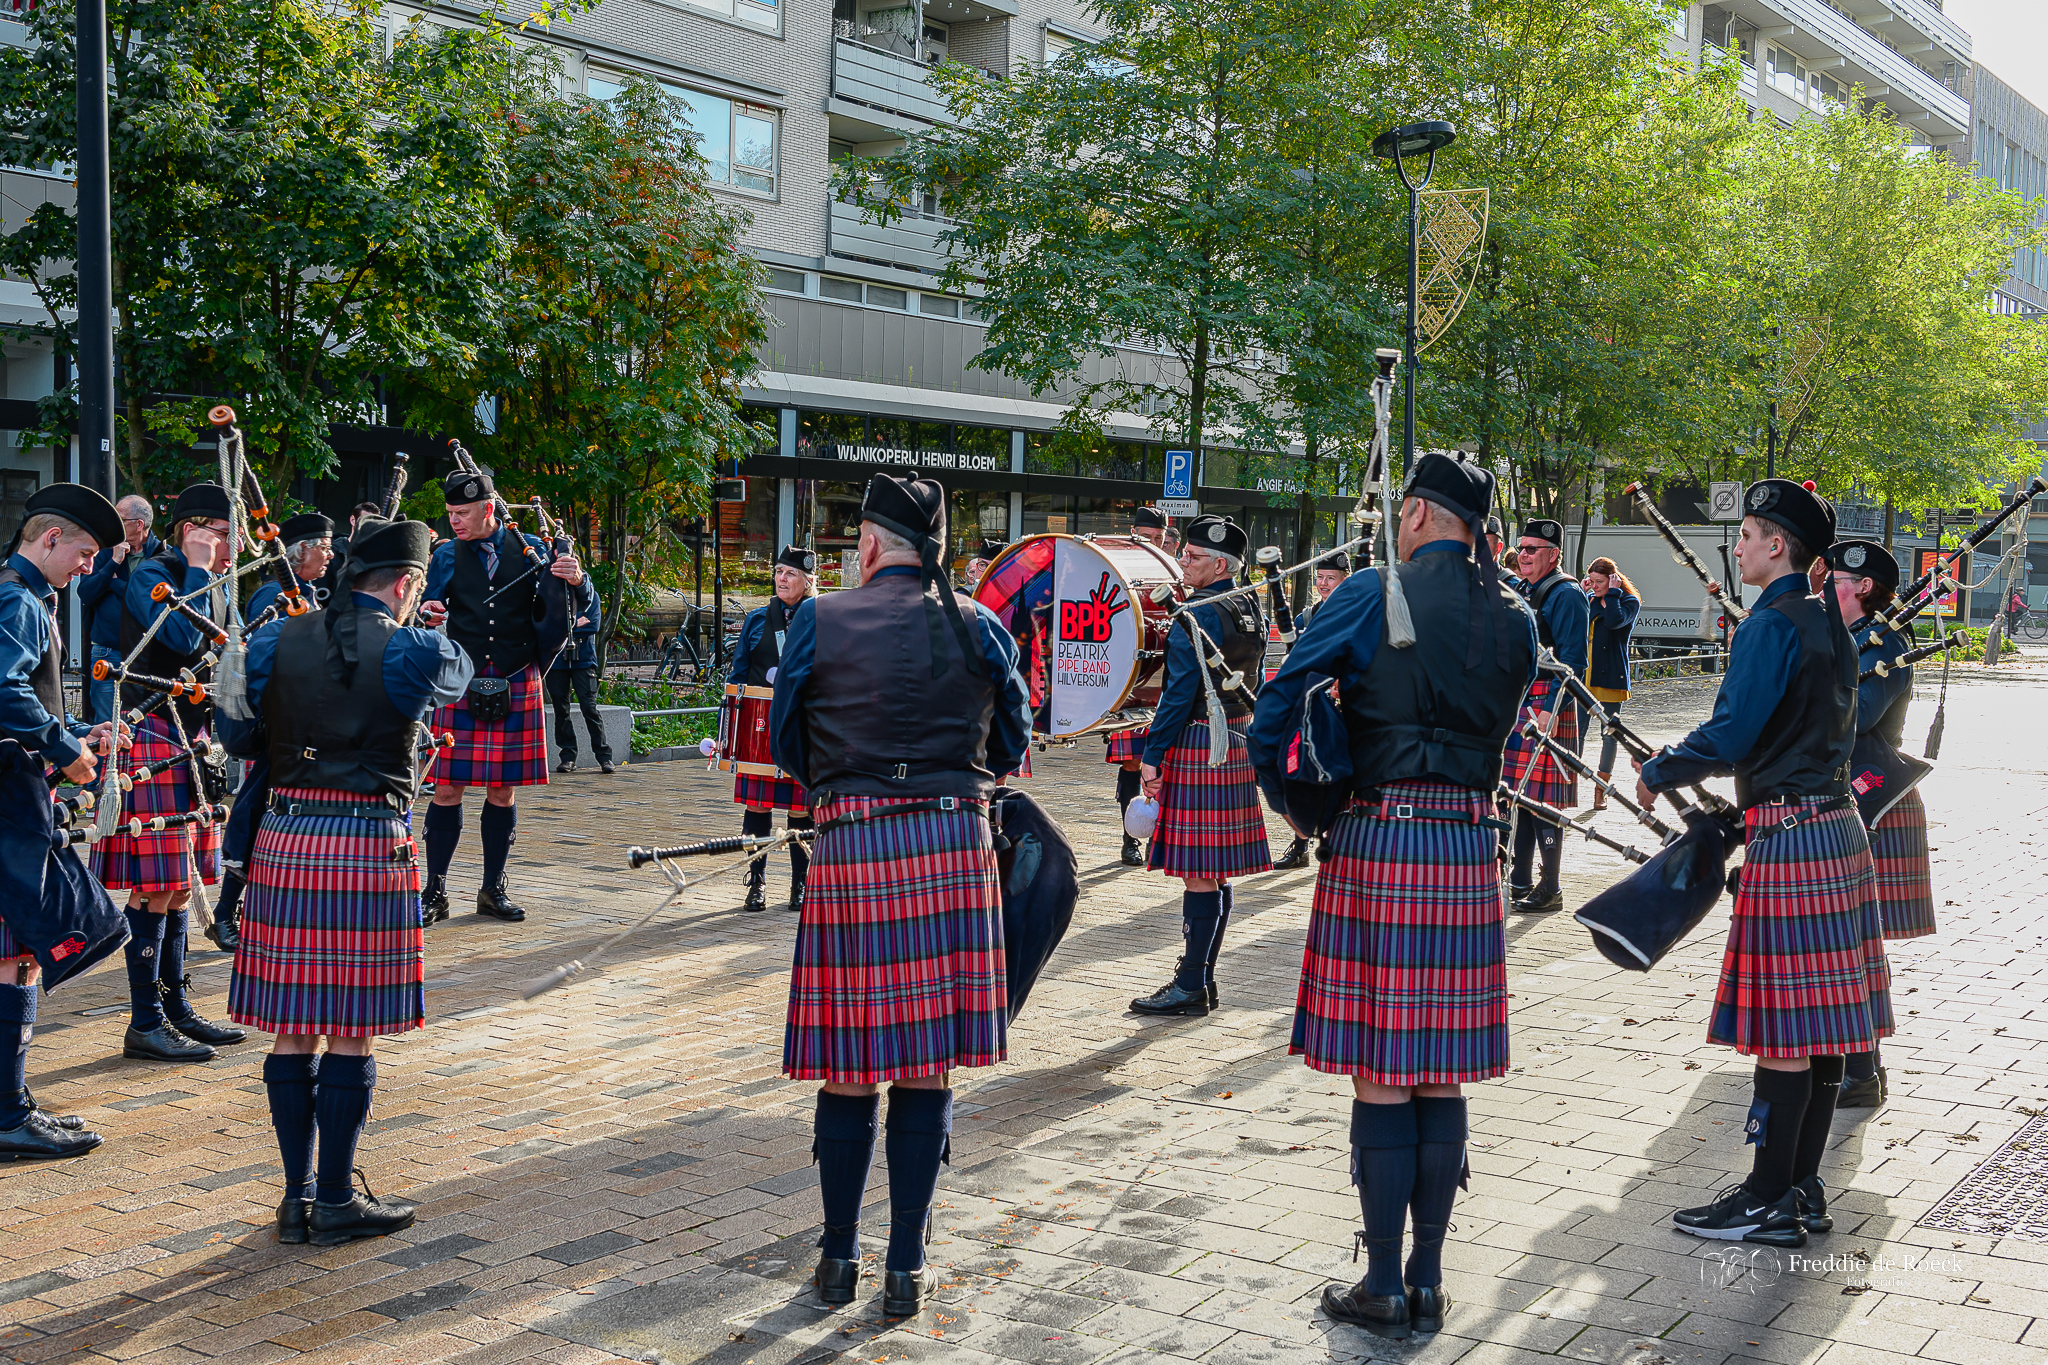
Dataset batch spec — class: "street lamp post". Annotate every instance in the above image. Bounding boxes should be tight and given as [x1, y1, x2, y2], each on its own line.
[1371, 120, 1456, 485]
[76, 0, 115, 499]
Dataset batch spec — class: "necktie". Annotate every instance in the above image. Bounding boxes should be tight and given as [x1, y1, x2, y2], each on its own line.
[481, 539, 499, 579]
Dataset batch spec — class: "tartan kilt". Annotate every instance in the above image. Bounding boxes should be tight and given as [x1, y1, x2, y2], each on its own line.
[1501, 681, 1581, 808]
[431, 663, 549, 788]
[90, 714, 222, 895]
[228, 786, 425, 1038]
[1103, 727, 1146, 765]
[784, 795, 1006, 1084]
[0, 917, 20, 960]
[1291, 781, 1509, 1084]
[1147, 715, 1272, 879]
[735, 771, 807, 812]
[1871, 790, 1936, 940]
[1004, 746, 1032, 781]
[1709, 799, 1891, 1057]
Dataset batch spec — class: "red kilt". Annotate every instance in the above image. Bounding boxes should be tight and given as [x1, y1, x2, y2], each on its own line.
[228, 787, 425, 1037]
[91, 714, 222, 895]
[1871, 790, 1936, 940]
[1709, 798, 1891, 1057]
[1147, 715, 1272, 879]
[784, 795, 1006, 1084]
[1003, 747, 1031, 781]
[1103, 727, 1146, 765]
[735, 771, 807, 812]
[0, 918, 22, 960]
[1501, 680, 1581, 808]
[1292, 781, 1509, 1085]
[431, 663, 549, 788]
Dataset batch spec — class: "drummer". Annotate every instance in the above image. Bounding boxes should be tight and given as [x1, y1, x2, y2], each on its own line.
[728, 546, 818, 913]
[1105, 506, 1171, 865]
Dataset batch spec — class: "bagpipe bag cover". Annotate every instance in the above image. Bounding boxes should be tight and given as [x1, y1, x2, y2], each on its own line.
[1572, 806, 1740, 971]
[0, 740, 128, 988]
[989, 786, 1078, 1020]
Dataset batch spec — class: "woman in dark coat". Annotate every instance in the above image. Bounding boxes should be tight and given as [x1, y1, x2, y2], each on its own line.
[1582, 557, 1639, 810]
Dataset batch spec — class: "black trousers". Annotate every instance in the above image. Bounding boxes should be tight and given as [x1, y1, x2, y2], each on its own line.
[547, 665, 611, 762]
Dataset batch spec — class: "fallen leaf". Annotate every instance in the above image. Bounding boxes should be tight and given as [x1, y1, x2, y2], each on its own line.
[1842, 1285, 1870, 1295]
[1217, 1091, 1233, 1099]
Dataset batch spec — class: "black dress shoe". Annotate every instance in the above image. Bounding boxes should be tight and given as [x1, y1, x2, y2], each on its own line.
[166, 1012, 246, 1046]
[276, 1197, 312, 1245]
[555, 758, 577, 774]
[1274, 837, 1311, 870]
[598, 758, 616, 774]
[789, 880, 806, 915]
[815, 1257, 860, 1305]
[421, 878, 451, 926]
[204, 912, 241, 952]
[1514, 886, 1564, 915]
[1837, 1069, 1885, 1109]
[309, 1171, 417, 1246]
[0, 1110, 102, 1161]
[1793, 1176, 1833, 1233]
[1406, 1283, 1451, 1334]
[1207, 980, 1220, 1011]
[23, 1089, 85, 1132]
[743, 880, 768, 913]
[1120, 835, 1146, 867]
[882, 1264, 935, 1316]
[476, 884, 526, 922]
[1130, 978, 1209, 1017]
[1321, 1277, 1411, 1339]
[123, 1024, 216, 1063]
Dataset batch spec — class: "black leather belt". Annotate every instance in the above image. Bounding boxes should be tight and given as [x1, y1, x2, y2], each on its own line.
[1747, 794, 1851, 837]
[812, 795, 984, 836]
[1349, 798, 1510, 831]
[268, 794, 405, 820]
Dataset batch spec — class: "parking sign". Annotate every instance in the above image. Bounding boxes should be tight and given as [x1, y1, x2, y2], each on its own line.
[1163, 449, 1194, 500]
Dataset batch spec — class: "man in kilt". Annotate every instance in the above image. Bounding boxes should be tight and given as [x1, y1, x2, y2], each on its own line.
[1500, 518, 1589, 915]
[1250, 453, 1535, 1340]
[728, 545, 817, 913]
[1272, 549, 1353, 871]
[1826, 538, 1931, 1109]
[1105, 505, 1171, 865]
[1639, 480, 1888, 1248]
[220, 518, 472, 1246]
[768, 475, 1030, 1317]
[100, 483, 246, 1064]
[0, 483, 126, 1158]
[417, 469, 594, 924]
[243, 512, 332, 623]
[1132, 514, 1271, 1018]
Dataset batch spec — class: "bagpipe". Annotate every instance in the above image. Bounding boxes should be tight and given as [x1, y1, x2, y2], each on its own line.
[446, 438, 573, 664]
[1860, 628, 1968, 681]
[0, 741, 127, 987]
[92, 658, 209, 704]
[378, 451, 410, 521]
[1498, 785, 1653, 866]
[1255, 546, 1297, 644]
[213, 407, 309, 622]
[1879, 477, 2046, 633]
[1620, 482, 1748, 627]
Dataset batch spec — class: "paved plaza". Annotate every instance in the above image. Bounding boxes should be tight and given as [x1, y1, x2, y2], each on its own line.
[5, 665, 2048, 1365]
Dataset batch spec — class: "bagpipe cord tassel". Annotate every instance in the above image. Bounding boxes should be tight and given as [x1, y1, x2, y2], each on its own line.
[1187, 617, 1230, 769]
[1382, 563, 1417, 649]
[215, 425, 253, 720]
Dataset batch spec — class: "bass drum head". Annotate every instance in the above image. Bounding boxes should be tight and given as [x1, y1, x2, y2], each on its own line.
[974, 534, 1151, 738]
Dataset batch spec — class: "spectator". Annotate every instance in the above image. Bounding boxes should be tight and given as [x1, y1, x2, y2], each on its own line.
[1582, 556, 1640, 810]
[74, 494, 158, 722]
[548, 614, 613, 774]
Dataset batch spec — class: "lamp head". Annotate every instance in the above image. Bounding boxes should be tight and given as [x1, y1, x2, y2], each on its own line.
[1372, 121, 1456, 160]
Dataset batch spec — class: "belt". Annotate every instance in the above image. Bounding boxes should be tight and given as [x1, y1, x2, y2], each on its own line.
[1348, 797, 1510, 831]
[812, 795, 985, 836]
[1747, 794, 1851, 837]
[268, 794, 405, 820]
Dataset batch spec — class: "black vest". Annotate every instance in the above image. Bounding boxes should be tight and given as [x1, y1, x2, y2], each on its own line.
[1856, 620, 1913, 749]
[803, 573, 997, 799]
[1734, 591, 1856, 807]
[120, 548, 215, 733]
[745, 598, 797, 687]
[1179, 581, 1264, 721]
[0, 565, 64, 727]
[264, 610, 420, 801]
[1521, 571, 1575, 650]
[445, 535, 539, 672]
[1341, 554, 1535, 792]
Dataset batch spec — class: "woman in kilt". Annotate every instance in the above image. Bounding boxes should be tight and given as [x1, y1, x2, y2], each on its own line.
[727, 546, 817, 913]
[1825, 538, 1932, 1109]
[1251, 453, 1535, 1341]
[1106, 506, 1170, 866]
[1501, 518, 1590, 915]
[769, 476, 1031, 1318]
[220, 518, 472, 1247]
[1641, 481, 1888, 1250]
[99, 483, 246, 1064]
[1134, 515, 1270, 1018]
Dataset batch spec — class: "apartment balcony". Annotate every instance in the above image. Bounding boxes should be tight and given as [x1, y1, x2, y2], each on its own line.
[1717, 0, 1969, 140]
[828, 194, 958, 276]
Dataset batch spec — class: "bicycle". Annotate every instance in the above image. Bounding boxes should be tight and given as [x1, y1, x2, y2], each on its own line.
[2014, 609, 2048, 643]
[654, 602, 746, 681]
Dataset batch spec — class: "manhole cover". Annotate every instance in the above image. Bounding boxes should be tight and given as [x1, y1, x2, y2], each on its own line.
[1919, 1113, 2048, 1241]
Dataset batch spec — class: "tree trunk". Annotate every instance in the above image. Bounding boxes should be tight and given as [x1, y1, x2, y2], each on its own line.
[1883, 494, 1894, 553]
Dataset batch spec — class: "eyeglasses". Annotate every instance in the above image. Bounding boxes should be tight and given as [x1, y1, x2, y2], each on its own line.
[1517, 543, 1553, 554]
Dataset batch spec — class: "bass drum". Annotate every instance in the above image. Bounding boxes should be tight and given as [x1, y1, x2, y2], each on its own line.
[973, 534, 1183, 739]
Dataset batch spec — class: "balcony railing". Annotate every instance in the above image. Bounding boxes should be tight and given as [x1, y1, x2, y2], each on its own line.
[1771, 0, 1968, 130]
[829, 195, 958, 276]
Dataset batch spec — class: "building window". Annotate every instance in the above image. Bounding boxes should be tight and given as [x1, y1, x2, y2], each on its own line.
[764, 267, 807, 293]
[819, 276, 864, 302]
[867, 285, 908, 310]
[1764, 44, 1804, 101]
[588, 71, 778, 197]
[919, 294, 959, 318]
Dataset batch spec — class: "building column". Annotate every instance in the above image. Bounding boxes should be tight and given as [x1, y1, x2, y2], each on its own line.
[778, 408, 798, 550]
[1008, 431, 1024, 542]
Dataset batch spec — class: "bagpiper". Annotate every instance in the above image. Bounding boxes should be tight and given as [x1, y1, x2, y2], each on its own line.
[221, 517, 473, 1246]
[1250, 452, 1535, 1340]
[0, 483, 125, 1158]
[1639, 480, 1887, 1248]
[1105, 505, 1170, 865]
[1131, 514, 1271, 1018]
[768, 475, 1031, 1317]
[244, 513, 333, 622]
[1273, 548, 1351, 871]
[1499, 518, 1589, 915]
[728, 545, 818, 913]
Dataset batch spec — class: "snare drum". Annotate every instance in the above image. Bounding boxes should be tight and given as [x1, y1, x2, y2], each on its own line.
[974, 534, 1183, 739]
[712, 683, 786, 777]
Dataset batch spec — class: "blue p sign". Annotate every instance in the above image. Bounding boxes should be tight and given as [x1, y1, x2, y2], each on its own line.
[1164, 449, 1193, 499]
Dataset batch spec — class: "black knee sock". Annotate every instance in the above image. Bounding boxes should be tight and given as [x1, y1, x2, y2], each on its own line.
[1115, 767, 1140, 815]
[1408, 1097, 1468, 1288]
[124, 907, 166, 1031]
[1535, 823, 1562, 895]
[1206, 883, 1232, 987]
[1844, 1044, 1880, 1082]
[479, 803, 515, 890]
[264, 1053, 320, 1203]
[741, 808, 773, 887]
[1175, 890, 1222, 991]
[1352, 1100, 1418, 1297]
[313, 1054, 375, 1206]
[158, 908, 191, 1021]
[1510, 819, 1537, 888]
[1793, 1056, 1844, 1186]
[423, 802, 461, 883]
[1744, 1066, 1812, 1202]
[884, 1087, 953, 1273]
[814, 1090, 879, 1260]
[789, 816, 813, 888]
[0, 984, 33, 1128]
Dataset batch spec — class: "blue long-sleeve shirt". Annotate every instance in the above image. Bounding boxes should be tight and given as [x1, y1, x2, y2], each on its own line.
[423, 523, 598, 652]
[1640, 573, 1807, 791]
[1140, 579, 1260, 768]
[1588, 587, 1641, 695]
[1853, 618, 1910, 739]
[0, 553, 94, 765]
[125, 546, 218, 660]
[244, 571, 316, 626]
[1524, 571, 1591, 677]
[75, 535, 159, 649]
[1248, 542, 1539, 786]
[215, 594, 474, 760]
[769, 566, 1031, 785]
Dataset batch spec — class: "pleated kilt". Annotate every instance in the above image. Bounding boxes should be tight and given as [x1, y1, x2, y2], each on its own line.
[1709, 798, 1892, 1057]
[1291, 780, 1509, 1084]
[1103, 727, 1146, 765]
[1501, 680, 1581, 809]
[1147, 715, 1273, 879]
[735, 771, 806, 812]
[0, 917, 21, 960]
[784, 795, 1006, 1084]
[1004, 747, 1032, 781]
[91, 714, 221, 895]
[228, 786, 425, 1037]
[431, 663, 548, 788]
[1871, 790, 1936, 940]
